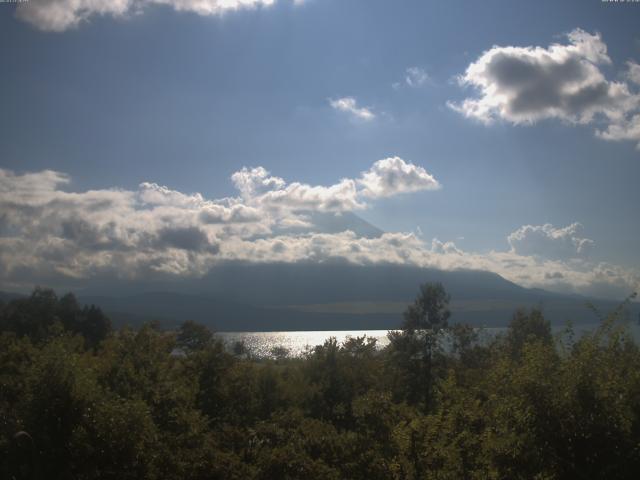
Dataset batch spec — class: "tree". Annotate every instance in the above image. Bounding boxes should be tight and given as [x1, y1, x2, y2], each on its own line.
[389, 282, 451, 410]
[402, 282, 451, 333]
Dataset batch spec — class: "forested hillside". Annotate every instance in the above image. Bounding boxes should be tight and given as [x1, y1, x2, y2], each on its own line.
[1, 287, 640, 479]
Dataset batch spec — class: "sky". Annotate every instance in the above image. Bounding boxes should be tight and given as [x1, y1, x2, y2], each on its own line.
[1, 0, 639, 299]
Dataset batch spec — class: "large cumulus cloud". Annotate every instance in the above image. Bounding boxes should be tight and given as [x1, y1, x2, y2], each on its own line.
[451, 29, 640, 148]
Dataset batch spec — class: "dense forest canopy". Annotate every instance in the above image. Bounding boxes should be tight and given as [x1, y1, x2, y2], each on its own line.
[1, 286, 640, 479]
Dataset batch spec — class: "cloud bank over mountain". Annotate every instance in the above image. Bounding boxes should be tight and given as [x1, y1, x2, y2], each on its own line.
[451, 29, 640, 149]
[0, 158, 438, 281]
[0, 163, 637, 299]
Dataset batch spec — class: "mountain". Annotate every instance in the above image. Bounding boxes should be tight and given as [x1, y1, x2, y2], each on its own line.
[75, 263, 638, 331]
[199, 262, 528, 305]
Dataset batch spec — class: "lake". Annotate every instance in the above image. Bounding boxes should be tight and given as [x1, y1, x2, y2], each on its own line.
[217, 322, 640, 358]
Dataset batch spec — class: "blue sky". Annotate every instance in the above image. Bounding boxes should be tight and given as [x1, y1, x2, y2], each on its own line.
[1, 0, 639, 298]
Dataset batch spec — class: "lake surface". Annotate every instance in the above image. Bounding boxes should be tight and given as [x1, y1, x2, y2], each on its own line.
[218, 322, 640, 358]
[218, 330, 392, 358]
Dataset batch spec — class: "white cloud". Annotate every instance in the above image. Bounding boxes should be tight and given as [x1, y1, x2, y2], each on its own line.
[199, 203, 262, 224]
[232, 166, 364, 212]
[218, 231, 428, 266]
[430, 238, 462, 255]
[0, 168, 70, 203]
[626, 61, 640, 85]
[405, 66, 430, 87]
[259, 178, 364, 212]
[231, 167, 286, 200]
[507, 223, 594, 260]
[329, 97, 375, 121]
[596, 114, 640, 147]
[15, 0, 279, 32]
[0, 158, 438, 284]
[229, 157, 441, 211]
[153, 0, 275, 15]
[139, 182, 207, 208]
[450, 28, 640, 147]
[357, 157, 441, 198]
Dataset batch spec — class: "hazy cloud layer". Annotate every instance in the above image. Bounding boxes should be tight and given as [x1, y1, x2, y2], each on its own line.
[329, 97, 375, 121]
[451, 29, 640, 148]
[1, 166, 638, 299]
[16, 0, 279, 32]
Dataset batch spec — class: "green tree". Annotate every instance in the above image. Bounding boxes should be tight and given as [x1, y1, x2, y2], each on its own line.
[389, 282, 451, 410]
[402, 282, 451, 333]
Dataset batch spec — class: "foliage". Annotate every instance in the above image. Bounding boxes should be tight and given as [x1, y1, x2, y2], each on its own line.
[176, 320, 214, 352]
[0, 288, 111, 348]
[1, 287, 640, 479]
[402, 282, 451, 333]
[387, 282, 452, 410]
